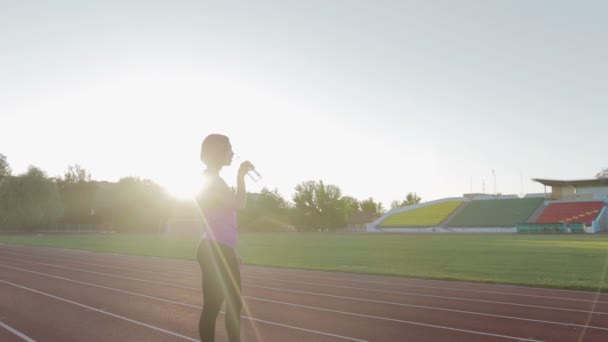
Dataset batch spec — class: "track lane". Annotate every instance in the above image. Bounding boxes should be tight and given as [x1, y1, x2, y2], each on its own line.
[2, 244, 608, 341]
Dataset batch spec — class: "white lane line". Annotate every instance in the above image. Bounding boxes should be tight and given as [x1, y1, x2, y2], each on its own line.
[0, 251, 197, 279]
[0, 321, 37, 342]
[2, 254, 607, 318]
[2, 248, 605, 306]
[3, 262, 607, 336]
[243, 283, 608, 331]
[244, 269, 608, 304]
[245, 264, 608, 295]
[239, 315, 367, 342]
[245, 297, 543, 342]
[0, 244, 195, 271]
[242, 275, 608, 315]
[3, 243, 607, 299]
[2, 244, 601, 310]
[0, 280, 198, 341]
[0, 265, 199, 306]
[0, 265, 366, 342]
[0, 256, 196, 289]
[1, 265, 538, 342]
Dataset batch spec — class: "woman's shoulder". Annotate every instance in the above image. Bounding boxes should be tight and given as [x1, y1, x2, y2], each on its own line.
[196, 173, 232, 206]
[201, 172, 228, 189]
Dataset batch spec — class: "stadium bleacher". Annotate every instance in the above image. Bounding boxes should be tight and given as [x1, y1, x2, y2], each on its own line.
[535, 201, 604, 226]
[447, 198, 544, 227]
[379, 201, 463, 227]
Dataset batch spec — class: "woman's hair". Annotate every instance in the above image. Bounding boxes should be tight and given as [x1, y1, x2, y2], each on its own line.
[200, 134, 230, 166]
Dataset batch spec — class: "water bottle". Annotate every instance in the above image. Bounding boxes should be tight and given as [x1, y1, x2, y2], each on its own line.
[247, 168, 262, 182]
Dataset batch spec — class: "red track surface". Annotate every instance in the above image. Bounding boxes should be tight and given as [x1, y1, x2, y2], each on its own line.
[1, 243, 608, 341]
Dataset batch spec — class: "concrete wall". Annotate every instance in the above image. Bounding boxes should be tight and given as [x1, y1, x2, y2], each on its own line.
[525, 193, 546, 198]
[599, 206, 608, 232]
[551, 185, 576, 200]
[551, 184, 608, 200]
[463, 194, 519, 200]
[449, 227, 517, 233]
[576, 185, 608, 200]
[368, 226, 517, 233]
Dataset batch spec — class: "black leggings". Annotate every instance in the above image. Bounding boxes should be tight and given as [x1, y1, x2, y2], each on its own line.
[196, 240, 242, 342]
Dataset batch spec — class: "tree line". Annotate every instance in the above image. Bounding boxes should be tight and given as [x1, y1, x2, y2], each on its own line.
[0, 153, 421, 232]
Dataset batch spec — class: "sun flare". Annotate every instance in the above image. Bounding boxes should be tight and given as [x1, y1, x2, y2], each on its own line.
[164, 177, 202, 200]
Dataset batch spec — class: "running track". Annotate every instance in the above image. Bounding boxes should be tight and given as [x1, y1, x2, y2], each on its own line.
[1, 243, 608, 341]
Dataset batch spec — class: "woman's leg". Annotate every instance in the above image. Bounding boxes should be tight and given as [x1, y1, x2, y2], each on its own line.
[197, 242, 225, 342]
[220, 247, 242, 342]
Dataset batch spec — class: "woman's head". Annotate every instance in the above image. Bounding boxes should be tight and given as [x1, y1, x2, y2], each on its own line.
[200, 134, 233, 167]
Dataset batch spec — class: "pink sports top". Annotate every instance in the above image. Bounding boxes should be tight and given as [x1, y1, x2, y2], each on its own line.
[196, 173, 238, 249]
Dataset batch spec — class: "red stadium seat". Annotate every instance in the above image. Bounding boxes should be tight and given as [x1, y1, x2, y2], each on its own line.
[536, 202, 604, 226]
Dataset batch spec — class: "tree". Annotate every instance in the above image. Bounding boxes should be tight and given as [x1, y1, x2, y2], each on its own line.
[341, 196, 360, 217]
[292, 180, 345, 232]
[391, 192, 422, 209]
[596, 168, 608, 179]
[390, 200, 400, 210]
[0, 166, 63, 230]
[57, 165, 97, 224]
[360, 197, 384, 215]
[239, 188, 291, 232]
[0, 153, 11, 180]
[106, 177, 172, 232]
[63, 164, 91, 184]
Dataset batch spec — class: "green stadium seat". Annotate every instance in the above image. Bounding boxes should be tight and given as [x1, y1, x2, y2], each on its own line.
[447, 198, 544, 227]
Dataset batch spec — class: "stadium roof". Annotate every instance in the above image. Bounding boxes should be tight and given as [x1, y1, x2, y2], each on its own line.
[532, 178, 608, 186]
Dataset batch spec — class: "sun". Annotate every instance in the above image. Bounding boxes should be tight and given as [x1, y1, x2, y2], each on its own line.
[163, 176, 202, 200]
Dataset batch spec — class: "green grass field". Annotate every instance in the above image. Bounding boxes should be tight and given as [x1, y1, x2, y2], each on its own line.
[1, 233, 608, 292]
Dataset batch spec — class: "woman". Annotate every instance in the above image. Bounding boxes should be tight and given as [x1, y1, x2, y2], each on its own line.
[196, 134, 253, 342]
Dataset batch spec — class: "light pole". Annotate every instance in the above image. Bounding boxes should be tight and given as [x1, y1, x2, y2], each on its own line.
[492, 169, 496, 195]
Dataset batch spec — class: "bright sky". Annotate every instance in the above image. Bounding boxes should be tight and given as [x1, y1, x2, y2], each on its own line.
[1, 1, 607, 206]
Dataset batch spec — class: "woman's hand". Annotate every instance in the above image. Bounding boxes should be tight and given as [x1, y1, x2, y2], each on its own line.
[237, 161, 255, 180]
